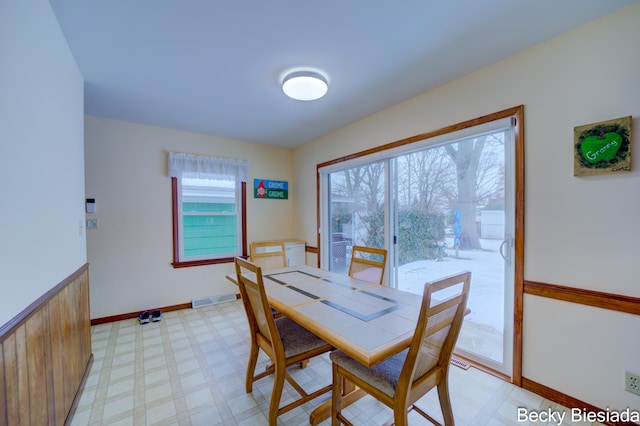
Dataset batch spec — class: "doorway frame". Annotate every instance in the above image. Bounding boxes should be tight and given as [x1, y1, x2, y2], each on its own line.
[316, 105, 524, 385]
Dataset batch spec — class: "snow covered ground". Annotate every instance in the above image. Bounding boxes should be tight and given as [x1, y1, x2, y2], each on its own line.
[397, 238, 506, 362]
[397, 238, 504, 331]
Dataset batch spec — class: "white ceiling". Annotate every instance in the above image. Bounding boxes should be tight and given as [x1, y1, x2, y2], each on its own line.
[49, 0, 636, 148]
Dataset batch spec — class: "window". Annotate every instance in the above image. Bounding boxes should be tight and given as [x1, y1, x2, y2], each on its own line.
[169, 152, 248, 267]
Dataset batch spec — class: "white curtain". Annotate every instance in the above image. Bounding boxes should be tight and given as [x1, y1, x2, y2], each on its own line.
[168, 152, 248, 182]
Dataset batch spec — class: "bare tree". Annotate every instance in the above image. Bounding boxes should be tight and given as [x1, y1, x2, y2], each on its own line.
[361, 162, 385, 213]
[445, 136, 485, 250]
[395, 148, 456, 211]
[330, 131, 505, 253]
[475, 134, 504, 205]
[329, 164, 384, 244]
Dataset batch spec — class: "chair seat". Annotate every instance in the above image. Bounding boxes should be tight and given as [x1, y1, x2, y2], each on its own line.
[276, 316, 331, 358]
[330, 348, 408, 397]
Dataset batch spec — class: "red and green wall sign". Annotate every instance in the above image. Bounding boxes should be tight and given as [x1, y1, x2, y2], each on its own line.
[254, 179, 288, 199]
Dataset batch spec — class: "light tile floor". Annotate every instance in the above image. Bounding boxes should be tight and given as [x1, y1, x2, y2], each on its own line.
[71, 300, 600, 425]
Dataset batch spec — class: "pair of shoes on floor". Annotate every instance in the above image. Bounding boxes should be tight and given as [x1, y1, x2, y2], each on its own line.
[138, 310, 162, 324]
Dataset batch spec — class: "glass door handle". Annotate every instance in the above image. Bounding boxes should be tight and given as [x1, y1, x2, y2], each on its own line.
[500, 237, 513, 266]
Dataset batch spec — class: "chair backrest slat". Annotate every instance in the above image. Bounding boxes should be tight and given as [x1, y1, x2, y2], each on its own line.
[235, 257, 280, 348]
[399, 271, 471, 391]
[348, 246, 387, 285]
[250, 241, 287, 270]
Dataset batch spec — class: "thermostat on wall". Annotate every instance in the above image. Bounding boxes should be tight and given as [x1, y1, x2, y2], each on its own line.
[86, 198, 96, 213]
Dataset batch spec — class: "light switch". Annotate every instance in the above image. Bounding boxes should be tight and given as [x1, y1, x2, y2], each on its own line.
[86, 218, 99, 229]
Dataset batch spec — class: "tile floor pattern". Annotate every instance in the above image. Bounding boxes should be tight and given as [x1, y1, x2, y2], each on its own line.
[71, 300, 602, 426]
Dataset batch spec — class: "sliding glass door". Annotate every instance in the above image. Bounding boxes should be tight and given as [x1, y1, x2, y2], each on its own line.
[390, 130, 514, 375]
[320, 114, 518, 378]
[325, 161, 386, 274]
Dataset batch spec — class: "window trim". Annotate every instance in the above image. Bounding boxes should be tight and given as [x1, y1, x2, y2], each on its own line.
[171, 178, 247, 268]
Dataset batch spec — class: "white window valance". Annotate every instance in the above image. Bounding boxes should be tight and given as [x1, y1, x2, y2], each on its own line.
[168, 152, 248, 182]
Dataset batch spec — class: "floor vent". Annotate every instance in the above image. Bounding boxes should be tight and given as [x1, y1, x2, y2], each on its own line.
[450, 357, 471, 370]
[192, 293, 236, 309]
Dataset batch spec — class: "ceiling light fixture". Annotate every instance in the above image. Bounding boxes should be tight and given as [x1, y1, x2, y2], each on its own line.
[282, 70, 328, 101]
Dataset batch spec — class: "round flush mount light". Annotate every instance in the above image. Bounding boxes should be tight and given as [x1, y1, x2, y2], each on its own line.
[282, 70, 328, 101]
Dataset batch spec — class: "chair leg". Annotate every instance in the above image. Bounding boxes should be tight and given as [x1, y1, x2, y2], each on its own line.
[331, 364, 342, 426]
[437, 381, 454, 426]
[245, 342, 259, 393]
[269, 361, 286, 426]
[393, 407, 409, 426]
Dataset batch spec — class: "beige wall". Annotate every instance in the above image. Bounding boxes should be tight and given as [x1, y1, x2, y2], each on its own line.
[84, 117, 295, 319]
[0, 0, 86, 327]
[292, 3, 640, 411]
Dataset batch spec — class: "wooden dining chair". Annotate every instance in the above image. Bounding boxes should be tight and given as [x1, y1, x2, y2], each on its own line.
[250, 241, 288, 318]
[348, 245, 387, 285]
[330, 271, 471, 426]
[234, 257, 333, 426]
[249, 241, 287, 270]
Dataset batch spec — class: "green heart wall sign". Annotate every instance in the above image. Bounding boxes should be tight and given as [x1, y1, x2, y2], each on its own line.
[580, 131, 622, 163]
[573, 115, 631, 176]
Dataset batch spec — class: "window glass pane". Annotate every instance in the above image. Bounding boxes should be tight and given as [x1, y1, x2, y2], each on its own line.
[183, 202, 235, 213]
[393, 132, 508, 365]
[181, 177, 238, 259]
[182, 177, 236, 213]
[327, 162, 385, 274]
[183, 215, 237, 257]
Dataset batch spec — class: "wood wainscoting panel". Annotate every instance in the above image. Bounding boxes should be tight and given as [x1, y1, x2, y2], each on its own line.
[15, 327, 29, 425]
[3, 333, 20, 425]
[60, 283, 78, 411]
[0, 349, 5, 426]
[26, 310, 48, 425]
[48, 294, 66, 426]
[0, 263, 92, 426]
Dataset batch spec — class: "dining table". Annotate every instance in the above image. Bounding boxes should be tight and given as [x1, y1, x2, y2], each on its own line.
[226, 263, 427, 424]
